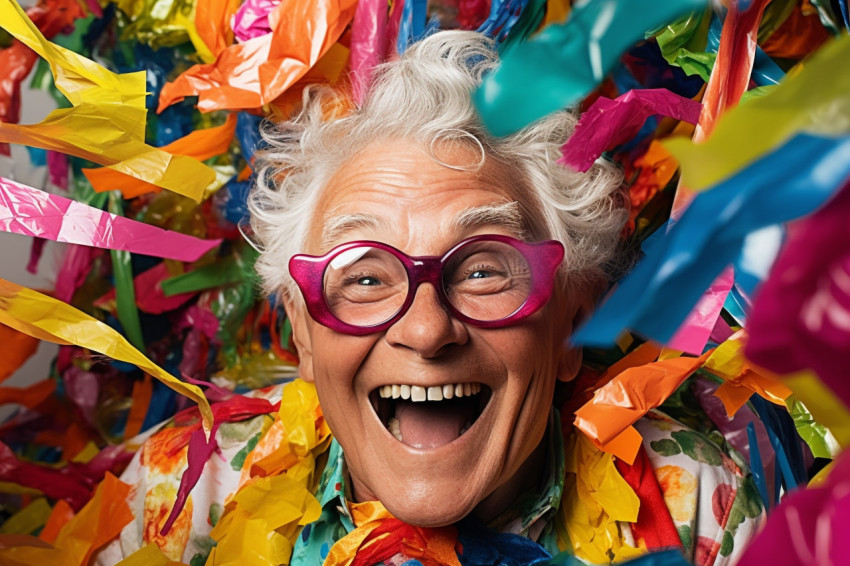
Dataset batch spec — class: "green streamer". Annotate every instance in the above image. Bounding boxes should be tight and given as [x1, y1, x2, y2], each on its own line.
[785, 395, 840, 459]
[108, 192, 145, 351]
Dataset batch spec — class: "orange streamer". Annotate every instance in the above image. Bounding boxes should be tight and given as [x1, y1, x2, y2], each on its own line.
[123, 374, 153, 440]
[38, 500, 74, 545]
[0, 323, 40, 383]
[574, 352, 711, 463]
[82, 113, 238, 198]
[195, 0, 241, 60]
[0, 380, 55, 409]
[157, 0, 357, 112]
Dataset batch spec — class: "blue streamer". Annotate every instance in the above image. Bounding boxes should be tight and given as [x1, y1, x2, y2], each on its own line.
[396, 0, 428, 54]
[477, 0, 530, 43]
[746, 421, 769, 510]
[457, 518, 552, 565]
[839, 0, 849, 31]
[749, 395, 806, 493]
[706, 13, 784, 87]
[236, 112, 264, 162]
[573, 132, 850, 348]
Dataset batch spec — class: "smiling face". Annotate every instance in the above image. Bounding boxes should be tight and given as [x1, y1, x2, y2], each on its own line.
[285, 139, 583, 526]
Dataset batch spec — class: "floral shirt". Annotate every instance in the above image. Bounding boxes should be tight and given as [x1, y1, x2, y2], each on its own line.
[95, 380, 764, 565]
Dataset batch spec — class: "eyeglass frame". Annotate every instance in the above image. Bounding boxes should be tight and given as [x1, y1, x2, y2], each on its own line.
[288, 234, 566, 336]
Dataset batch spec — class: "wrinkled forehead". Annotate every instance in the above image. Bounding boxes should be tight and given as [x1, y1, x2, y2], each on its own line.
[305, 139, 546, 254]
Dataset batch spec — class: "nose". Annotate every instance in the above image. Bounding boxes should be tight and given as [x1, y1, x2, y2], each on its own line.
[385, 283, 468, 358]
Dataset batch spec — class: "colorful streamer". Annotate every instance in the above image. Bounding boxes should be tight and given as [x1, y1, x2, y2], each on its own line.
[157, 0, 358, 112]
[473, 0, 706, 136]
[0, 176, 221, 262]
[0, 0, 217, 202]
[0, 279, 213, 435]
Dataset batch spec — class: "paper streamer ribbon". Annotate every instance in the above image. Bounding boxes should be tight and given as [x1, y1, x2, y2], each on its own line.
[473, 0, 706, 137]
[559, 88, 702, 172]
[82, 113, 238, 199]
[0, 279, 213, 435]
[157, 0, 358, 112]
[574, 352, 710, 463]
[664, 33, 850, 192]
[0, 176, 221, 262]
[573, 132, 850, 351]
[0, 0, 217, 202]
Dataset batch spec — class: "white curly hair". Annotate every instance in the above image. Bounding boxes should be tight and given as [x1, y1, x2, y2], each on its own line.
[249, 30, 628, 305]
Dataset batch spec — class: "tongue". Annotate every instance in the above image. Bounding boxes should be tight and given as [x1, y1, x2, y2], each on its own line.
[395, 399, 477, 449]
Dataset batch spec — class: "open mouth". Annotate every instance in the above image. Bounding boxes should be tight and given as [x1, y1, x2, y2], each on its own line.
[370, 383, 492, 449]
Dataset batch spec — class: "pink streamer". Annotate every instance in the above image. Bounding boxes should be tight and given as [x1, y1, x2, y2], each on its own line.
[26, 237, 46, 274]
[350, 0, 389, 105]
[232, 0, 280, 42]
[47, 151, 69, 191]
[54, 244, 99, 303]
[0, 176, 221, 263]
[559, 88, 702, 172]
[746, 179, 850, 405]
[668, 266, 734, 354]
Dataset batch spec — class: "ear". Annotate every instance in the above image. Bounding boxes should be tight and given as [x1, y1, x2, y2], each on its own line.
[284, 296, 315, 383]
[557, 345, 582, 383]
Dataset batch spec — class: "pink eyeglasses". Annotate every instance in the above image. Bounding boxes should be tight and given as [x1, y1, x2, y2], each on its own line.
[289, 234, 565, 335]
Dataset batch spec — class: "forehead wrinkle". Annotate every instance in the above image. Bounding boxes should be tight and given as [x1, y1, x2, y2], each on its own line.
[320, 212, 392, 250]
[450, 201, 528, 240]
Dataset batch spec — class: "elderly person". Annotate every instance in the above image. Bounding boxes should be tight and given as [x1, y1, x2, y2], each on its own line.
[101, 30, 763, 565]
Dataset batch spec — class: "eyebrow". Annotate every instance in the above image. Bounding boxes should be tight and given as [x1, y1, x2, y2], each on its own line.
[450, 201, 528, 239]
[320, 212, 392, 250]
[319, 201, 527, 250]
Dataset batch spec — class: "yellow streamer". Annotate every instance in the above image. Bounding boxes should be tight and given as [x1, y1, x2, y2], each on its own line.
[559, 432, 642, 563]
[664, 34, 850, 191]
[0, 499, 51, 536]
[0, 279, 212, 435]
[0, 0, 215, 202]
[116, 543, 186, 566]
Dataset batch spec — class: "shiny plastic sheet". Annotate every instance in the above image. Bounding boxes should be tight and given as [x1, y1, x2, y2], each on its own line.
[0, 0, 217, 202]
[782, 372, 850, 450]
[0, 279, 213, 435]
[574, 352, 710, 463]
[82, 113, 237, 199]
[746, 178, 850, 408]
[0, 176, 221, 262]
[117, 0, 214, 63]
[473, 0, 706, 137]
[559, 89, 701, 172]
[664, 34, 850, 192]
[157, 0, 358, 112]
[573, 132, 850, 350]
[107, 193, 145, 350]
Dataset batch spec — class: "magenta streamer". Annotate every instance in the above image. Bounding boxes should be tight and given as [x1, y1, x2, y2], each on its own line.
[746, 179, 850, 405]
[232, 0, 279, 42]
[559, 88, 702, 172]
[350, 0, 388, 105]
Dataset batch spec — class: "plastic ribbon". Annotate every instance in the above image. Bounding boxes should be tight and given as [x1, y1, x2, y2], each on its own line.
[0, 0, 216, 202]
[559, 88, 702, 172]
[157, 0, 358, 112]
[0, 176, 221, 262]
[232, 0, 279, 42]
[574, 352, 710, 463]
[0, 279, 213, 435]
[0, 324, 40, 382]
[82, 112, 237, 199]
[473, 0, 706, 137]
[195, 0, 241, 59]
[664, 33, 850, 192]
[349, 0, 389, 105]
[573, 132, 850, 350]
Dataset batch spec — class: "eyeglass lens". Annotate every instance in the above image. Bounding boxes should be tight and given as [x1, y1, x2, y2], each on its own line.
[322, 240, 532, 327]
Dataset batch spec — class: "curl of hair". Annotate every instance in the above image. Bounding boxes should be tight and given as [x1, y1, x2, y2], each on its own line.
[249, 30, 628, 304]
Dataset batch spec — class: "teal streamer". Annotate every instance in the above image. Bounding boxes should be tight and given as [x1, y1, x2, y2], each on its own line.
[473, 0, 707, 136]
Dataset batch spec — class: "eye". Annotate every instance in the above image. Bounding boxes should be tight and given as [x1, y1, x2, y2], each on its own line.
[467, 268, 498, 279]
[356, 276, 381, 286]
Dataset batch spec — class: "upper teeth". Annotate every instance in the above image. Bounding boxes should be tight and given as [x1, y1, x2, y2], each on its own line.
[378, 383, 482, 402]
